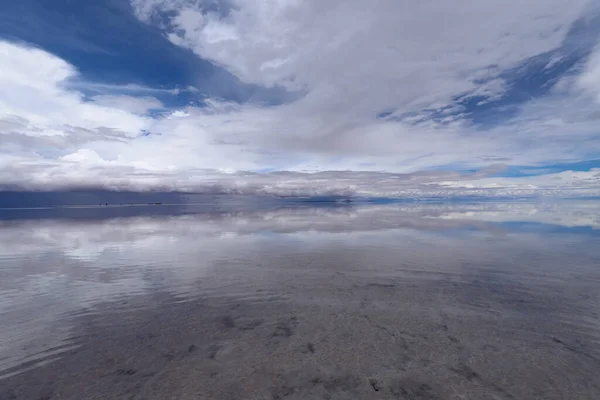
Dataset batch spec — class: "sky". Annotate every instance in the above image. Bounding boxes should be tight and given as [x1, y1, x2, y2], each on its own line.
[1, 0, 600, 197]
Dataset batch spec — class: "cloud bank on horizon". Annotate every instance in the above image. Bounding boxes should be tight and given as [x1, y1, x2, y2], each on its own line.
[1, 0, 600, 197]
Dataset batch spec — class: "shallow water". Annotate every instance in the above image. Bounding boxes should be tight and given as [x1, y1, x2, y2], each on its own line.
[1, 201, 599, 399]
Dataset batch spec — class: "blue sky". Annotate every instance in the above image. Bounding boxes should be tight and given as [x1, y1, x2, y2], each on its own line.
[0, 0, 600, 197]
[0, 0, 289, 106]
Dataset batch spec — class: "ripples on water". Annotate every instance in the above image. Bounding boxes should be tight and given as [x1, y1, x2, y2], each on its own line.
[1, 201, 600, 399]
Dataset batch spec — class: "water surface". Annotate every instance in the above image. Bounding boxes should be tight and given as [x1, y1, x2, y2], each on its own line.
[1, 201, 599, 399]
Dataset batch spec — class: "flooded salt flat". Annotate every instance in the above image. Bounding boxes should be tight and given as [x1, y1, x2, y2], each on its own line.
[1, 200, 600, 399]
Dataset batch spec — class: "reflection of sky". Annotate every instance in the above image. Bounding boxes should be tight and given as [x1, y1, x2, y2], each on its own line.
[1, 200, 600, 378]
[426, 200, 600, 229]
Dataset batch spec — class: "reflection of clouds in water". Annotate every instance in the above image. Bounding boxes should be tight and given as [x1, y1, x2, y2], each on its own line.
[431, 201, 600, 229]
[1, 200, 599, 257]
[1, 201, 598, 308]
[1, 200, 600, 378]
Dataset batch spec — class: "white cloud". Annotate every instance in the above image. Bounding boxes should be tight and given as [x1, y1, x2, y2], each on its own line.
[578, 45, 600, 104]
[0, 42, 149, 136]
[1, 0, 600, 196]
[88, 95, 164, 114]
[134, 0, 587, 99]
[129, 0, 600, 172]
[434, 169, 600, 197]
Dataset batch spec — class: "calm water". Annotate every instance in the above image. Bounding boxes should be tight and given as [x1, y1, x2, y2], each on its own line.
[1, 201, 599, 399]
